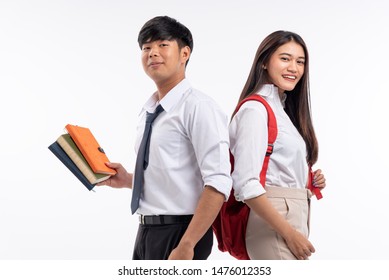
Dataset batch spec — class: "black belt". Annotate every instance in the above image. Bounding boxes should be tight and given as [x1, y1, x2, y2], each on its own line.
[139, 215, 193, 225]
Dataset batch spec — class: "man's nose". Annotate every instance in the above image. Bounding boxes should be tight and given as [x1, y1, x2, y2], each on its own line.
[149, 45, 159, 57]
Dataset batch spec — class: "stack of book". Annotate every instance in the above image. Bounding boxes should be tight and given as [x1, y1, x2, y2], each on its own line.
[48, 124, 116, 191]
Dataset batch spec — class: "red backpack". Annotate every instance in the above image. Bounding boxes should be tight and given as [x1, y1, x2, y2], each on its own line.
[212, 95, 277, 260]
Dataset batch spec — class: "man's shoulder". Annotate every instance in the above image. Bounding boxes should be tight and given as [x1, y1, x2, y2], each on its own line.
[185, 87, 217, 105]
[181, 88, 228, 125]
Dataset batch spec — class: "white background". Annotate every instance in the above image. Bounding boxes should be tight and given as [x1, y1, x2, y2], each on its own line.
[1, 0, 388, 260]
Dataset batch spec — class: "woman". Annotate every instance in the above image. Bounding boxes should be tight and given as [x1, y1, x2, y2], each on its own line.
[229, 31, 326, 260]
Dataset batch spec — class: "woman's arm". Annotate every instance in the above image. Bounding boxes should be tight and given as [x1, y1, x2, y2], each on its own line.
[245, 194, 315, 260]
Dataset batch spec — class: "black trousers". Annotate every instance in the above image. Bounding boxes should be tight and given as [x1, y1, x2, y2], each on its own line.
[132, 223, 213, 260]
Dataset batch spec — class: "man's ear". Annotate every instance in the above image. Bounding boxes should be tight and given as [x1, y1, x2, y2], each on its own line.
[181, 46, 191, 64]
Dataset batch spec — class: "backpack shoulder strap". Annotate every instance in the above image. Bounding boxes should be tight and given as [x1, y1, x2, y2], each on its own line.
[234, 95, 277, 186]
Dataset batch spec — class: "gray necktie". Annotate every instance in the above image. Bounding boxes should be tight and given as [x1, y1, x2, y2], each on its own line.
[131, 105, 164, 214]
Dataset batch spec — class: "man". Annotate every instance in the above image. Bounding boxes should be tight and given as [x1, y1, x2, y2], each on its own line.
[99, 16, 232, 260]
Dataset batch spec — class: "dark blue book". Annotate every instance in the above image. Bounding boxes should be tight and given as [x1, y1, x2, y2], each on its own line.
[48, 141, 95, 191]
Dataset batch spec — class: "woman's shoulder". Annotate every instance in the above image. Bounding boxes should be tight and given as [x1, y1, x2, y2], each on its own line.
[232, 99, 269, 124]
[238, 96, 269, 113]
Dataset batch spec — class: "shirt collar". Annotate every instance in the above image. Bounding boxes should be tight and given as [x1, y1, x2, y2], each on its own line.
[139, 78, 191, 116]
[257, 84, 287, 108]
[257, 84, 278, 98]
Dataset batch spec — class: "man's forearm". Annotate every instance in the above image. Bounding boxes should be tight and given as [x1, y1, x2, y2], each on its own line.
[179, 185, 224, 248]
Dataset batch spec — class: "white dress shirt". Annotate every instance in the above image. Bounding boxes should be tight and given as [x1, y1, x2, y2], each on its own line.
[135, 79, 232, 215]
[229, 84, 308, 202]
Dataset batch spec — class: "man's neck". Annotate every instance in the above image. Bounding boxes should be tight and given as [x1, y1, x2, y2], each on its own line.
[156, 76, 185, 100]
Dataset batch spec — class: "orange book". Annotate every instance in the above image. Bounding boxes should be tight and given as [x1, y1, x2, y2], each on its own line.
[65, 124, 116, 175]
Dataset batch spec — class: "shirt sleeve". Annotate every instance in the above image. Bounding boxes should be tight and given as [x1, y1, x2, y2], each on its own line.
[187, 99, 232, 200]
[229, 101, 268, 201]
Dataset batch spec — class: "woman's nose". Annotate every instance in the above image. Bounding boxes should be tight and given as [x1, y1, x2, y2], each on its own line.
[288, 61, 297, 72]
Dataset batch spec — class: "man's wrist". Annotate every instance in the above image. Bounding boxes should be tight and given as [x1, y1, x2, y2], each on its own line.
[178, 236, 196, 249]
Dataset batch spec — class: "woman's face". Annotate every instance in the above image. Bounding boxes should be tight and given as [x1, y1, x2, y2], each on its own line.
[266, 41, 305, 93]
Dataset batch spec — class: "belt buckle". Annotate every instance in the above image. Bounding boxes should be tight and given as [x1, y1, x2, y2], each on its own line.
[139, 215, 145, 225]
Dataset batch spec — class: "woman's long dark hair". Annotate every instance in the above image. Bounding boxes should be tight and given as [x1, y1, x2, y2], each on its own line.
[237, 31, 318, 165]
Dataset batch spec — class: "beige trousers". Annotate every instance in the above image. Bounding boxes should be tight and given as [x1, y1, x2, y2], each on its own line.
[245, 186, 311, 260]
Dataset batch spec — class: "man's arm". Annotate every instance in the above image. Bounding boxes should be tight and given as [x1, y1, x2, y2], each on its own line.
[167, 98, 231, 259]
[168, 185, 224, 260]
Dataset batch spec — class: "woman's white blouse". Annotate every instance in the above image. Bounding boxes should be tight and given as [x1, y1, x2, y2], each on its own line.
[229, 84, 309, 202]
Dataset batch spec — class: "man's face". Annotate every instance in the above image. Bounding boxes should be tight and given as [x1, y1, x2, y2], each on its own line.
[141, 39, 189, 86]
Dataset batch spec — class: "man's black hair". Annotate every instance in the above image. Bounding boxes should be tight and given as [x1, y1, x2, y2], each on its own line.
[138, 16, 194, 54]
